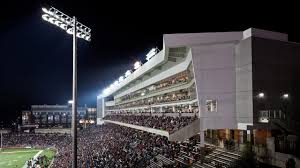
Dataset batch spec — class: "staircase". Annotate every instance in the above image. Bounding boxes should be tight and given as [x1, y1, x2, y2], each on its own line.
[147, 141, 241, 168]
[147, 154, 175, 168]
[270, 118, 297, 135]
[169, 119, 200, 141]
[192, 147, 241, 168]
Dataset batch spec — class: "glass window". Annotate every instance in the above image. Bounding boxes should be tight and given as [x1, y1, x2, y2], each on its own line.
[206, 100, 217, 112]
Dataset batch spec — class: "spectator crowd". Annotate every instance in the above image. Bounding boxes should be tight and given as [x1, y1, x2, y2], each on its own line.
[103, 115, 197, 133]
[2, 123, 199, 168]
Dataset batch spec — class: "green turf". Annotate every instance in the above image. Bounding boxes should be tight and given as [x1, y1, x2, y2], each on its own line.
[39, 148, 56, 166]
[0, 148, 41, 168]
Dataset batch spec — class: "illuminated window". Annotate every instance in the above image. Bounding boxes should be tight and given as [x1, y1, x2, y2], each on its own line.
[206, 100, 217, 112]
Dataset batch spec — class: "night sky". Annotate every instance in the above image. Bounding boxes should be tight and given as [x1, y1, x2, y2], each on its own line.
[0, 1, 299, 125]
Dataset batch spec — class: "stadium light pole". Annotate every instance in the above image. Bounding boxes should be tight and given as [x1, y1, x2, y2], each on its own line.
[0, 132, 2, 151]
[41, 7, 91, 168]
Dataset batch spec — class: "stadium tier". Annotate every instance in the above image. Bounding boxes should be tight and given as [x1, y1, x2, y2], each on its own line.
[97, 28, 300, 167]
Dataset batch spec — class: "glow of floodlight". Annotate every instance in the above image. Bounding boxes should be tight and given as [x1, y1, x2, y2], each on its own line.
[66, 18, 72, 25]
[103, 88, 111, 95]
[81, 33, 87, 39]
[109, 83, 115, 90]
[47, 8, 55, 16]
[283, 93, 289, 99]
[134, 61, 142, 70]
[42, 14, 49, 21]
[258, 92, 264, 98]
[42, 8, 49, 14]
[76, 33, 83, 38]
[60, 16, 66, 22]
[119, 76, 124, 82]
[113, 81, 119, 86]
[125, 70, 131, 77]
[48, 17, 57, 24]
[59, 23, 68, 30]
[67, 28, 73, 34]
[85, 35, 91, 41]
[68, 100, 73, 104]
[54, 20, 62, 27]
[146, 48, 157, 61]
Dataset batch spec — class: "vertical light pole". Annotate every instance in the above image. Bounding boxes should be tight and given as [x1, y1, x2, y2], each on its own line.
[42, 7, 91, 168]
[0, 132, 3, 151]
[72, 16, 78, 168]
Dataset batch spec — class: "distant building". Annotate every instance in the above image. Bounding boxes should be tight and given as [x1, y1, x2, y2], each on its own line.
[21, 104, 96, 128]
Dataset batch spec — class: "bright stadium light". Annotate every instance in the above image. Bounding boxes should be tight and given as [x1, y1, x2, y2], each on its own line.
[125, 70, 132, 77]
[119, 76, 124, 82]
[283, 93, 289, 99]
[113, 80, 119, 86]
[102, 88, 111, 95]
[109, 84, 115, 89]
[42, 7, 49, 14]
[41, 7, 91, 41]
[68, 100, 73, 104]
[41, 6, 92, 168]
[258, 92, 265, 98]
[146, 47, 158, 61]
[134, 61, 142, 70]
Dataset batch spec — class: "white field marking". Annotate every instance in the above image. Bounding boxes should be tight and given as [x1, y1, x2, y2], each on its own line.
[22, 150, 43, 168]
[1, 150, 40, 154]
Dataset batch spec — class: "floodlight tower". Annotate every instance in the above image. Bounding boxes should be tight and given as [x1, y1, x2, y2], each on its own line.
[41, 7, 91, 168]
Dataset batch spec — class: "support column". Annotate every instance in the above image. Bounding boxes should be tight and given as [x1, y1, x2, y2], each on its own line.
[279, 110, 282, 119]
[172, 106, 176, 113]
[247, 130, 251, 142]
[240, 130, 244, 144]
[200, 129, 205, 147]
[225, 129, 230, 140]
[199, 117, 205, 147]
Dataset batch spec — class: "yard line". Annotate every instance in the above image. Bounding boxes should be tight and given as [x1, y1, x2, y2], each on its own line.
[22, 150, 43, 168]
[1, 150, 40, 154]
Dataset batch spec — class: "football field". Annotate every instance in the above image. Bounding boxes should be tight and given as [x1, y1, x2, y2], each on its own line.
[0, 148, 41, 168]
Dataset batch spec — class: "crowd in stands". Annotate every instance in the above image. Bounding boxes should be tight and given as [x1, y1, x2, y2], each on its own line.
[103, 115, 197, 133]
[119, 71, 191, 102]
[3, 124, 204, 168]
[113, 89, 194, 110]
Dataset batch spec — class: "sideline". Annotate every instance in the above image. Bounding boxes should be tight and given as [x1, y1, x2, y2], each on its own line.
[22, 150, 43, 168]
[1, 150, 40, 154]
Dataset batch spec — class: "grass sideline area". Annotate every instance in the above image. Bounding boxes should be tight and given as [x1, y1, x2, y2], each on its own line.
[0, 148, 40, 168]
[39, 148, 56, 167]
[0, 148, 56, 168]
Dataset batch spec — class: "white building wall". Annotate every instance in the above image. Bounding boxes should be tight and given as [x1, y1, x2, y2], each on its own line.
[235, 37, 253, 128]
[192, 43, 237, 129]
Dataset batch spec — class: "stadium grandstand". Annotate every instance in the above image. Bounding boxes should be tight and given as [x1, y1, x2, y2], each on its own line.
[97, 28, 300, 167]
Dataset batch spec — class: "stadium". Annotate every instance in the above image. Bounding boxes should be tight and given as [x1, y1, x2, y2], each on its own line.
[1, 28, 300, 168]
